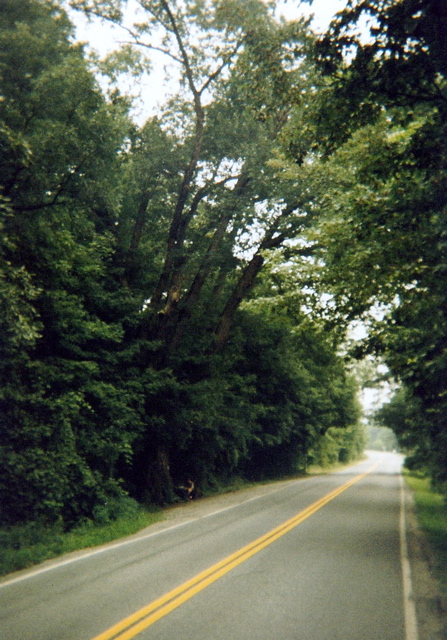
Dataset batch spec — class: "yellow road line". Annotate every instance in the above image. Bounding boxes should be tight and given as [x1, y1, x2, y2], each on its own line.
[92, 465, 378, 640]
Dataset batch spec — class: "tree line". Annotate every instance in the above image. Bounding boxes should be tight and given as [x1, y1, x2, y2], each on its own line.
[0, 0, 444, 528]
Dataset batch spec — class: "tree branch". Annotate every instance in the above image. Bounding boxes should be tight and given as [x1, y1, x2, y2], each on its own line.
[199, 41, 243, 96]
[119, 39, 183, 64]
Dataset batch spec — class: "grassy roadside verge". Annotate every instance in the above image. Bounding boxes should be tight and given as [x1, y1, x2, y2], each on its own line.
[0, 457, 365, 580]
[0, 506, 163, 579]
[404, 472, 447, 597]
[0, 474, 308, 579]
[1, 474, 299, 580]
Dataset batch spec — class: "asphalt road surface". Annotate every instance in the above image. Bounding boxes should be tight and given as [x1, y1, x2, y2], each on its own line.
[0, 452, 416, 640]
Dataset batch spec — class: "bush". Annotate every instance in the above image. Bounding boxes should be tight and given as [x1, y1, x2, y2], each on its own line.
[0, 503, 162, 578]
[91, 495, 141, 525]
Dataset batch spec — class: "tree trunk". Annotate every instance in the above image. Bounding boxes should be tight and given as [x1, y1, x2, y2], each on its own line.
[145, 446, 175, 505]
[214, 221, 286, 350]
[214, 252, 265, 350]
[130, 190, 151, 252]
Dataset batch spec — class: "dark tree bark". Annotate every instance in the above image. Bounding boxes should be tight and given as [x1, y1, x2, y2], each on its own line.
[144, 446, 175, 505]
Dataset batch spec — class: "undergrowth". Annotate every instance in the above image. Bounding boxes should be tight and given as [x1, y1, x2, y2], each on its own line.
[1, 458, 365, 580]
[0, 497, 162, 578]
[404, 472, 447, 596]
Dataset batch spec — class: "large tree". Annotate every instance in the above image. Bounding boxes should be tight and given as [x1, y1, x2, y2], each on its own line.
[1, 0, 368, 521]
[69, 0, 351, 501]
[306, 0, 447, 487]
[0, 0, 140, 524]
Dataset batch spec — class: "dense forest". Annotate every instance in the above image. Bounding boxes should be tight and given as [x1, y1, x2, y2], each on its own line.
[1, 0, 445, 528]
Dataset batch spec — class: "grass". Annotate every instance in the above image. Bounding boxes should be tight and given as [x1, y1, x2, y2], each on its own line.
[404, 472, 447, 596]
[0, 456, 366, 580]
[0, 505, 163, 579]
[0, 474, 303, 580]
[199, 474, 302, 498]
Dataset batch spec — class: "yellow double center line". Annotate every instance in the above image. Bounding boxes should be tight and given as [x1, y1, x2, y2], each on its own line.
[92, 466, 377, 640]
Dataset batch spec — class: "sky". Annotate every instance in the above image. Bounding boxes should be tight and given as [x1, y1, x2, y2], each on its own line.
[71, 0, 348, 52]
[277, 0, 347, 28]
[68, 0, 389, 414]
[69, 0, 348, 123]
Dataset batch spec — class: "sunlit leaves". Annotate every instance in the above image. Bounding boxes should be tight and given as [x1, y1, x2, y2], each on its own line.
[309, 0, 447, 487]
[68, 0, 123, 22]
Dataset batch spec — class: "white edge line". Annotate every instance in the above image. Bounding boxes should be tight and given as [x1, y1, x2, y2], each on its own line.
[1, 457, 376, 589]
[0, 476, 309, 589]
[400, 474, 419, 640]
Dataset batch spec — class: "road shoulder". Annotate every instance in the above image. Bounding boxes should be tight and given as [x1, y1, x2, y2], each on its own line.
[406, 487, 447, 640]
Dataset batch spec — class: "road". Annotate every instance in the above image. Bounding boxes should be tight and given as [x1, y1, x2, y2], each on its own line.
[0, 452, 416, 640]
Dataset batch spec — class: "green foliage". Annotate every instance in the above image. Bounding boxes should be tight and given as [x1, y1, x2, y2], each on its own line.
[367, 424, 399, 452]
[309, 423, 366, 468]
[231, 296, 363, 478]
[0, 0, 142, 526]
[375, 387, 447, 492]
[0, 498, 161, 577]
[302, 0, 447, 490]
[314, 0, 446, 150]
[0, 0, 368, 532]
[0, 200, 42, 351]
[404, 473, 447, 596]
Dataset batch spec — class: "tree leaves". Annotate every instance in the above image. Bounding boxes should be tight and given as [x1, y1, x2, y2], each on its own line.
[309, 0, 447, 487]
[1, 0, 369, 523]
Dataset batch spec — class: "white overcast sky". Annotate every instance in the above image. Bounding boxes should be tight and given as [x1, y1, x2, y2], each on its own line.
[71, 0, 348, 52]
[69, 0, 348, 122]
[68, 1, 390, 412]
